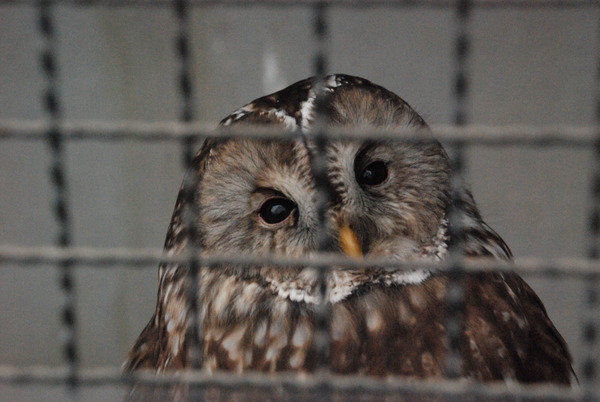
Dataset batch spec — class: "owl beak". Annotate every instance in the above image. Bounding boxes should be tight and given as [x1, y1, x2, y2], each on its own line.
[339, 223, 363, 258]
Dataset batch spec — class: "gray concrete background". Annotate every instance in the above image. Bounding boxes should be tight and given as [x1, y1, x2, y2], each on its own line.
[0, 2, 596, 383]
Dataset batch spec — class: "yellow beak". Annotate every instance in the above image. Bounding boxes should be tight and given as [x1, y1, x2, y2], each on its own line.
[339, 223, 363, 258]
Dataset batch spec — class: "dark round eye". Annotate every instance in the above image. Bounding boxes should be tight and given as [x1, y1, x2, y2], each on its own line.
[359, 161, 388, 186]
[259, 197, 296, 225]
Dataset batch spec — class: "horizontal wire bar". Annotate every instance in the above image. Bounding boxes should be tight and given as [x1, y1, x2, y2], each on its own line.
[0, 0, 598, 8]
[0, 120, 598, 145]
[1, 244, 599, 278]
[0, 365, 591, 400]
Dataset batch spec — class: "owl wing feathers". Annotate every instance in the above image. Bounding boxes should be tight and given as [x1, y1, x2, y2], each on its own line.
[444, 192, 573, 383]
[125, 74, 574, 385]
[501, 272, 575, 383]
[125, 139, 217, 372]
[124, 313, 162, 371]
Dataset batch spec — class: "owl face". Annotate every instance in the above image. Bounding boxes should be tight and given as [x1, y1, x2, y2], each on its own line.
[198, 88, 452, 265]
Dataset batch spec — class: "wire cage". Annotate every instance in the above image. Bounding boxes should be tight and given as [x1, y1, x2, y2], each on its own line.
[0, 0, 599, 400]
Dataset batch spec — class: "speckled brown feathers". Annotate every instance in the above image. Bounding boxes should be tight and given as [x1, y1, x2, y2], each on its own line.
[125, 74, 573, 385]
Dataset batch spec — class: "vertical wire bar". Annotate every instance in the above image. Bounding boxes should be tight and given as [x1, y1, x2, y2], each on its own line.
[174, 0, 202, 371]
[314, 2, 328, 82]
[581, 12, 600, 390]
[445, 0, 471, 381]
[39, 0, 78, 388]
[310, 0, 333, 382]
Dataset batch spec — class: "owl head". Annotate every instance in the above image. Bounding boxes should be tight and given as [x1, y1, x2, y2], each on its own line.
[184, 76, 453, 269]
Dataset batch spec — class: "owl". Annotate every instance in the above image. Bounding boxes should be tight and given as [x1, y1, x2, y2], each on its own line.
[124, 74, 573, 385]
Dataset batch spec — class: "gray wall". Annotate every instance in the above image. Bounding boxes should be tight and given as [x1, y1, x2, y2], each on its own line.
[0, 2, 596, 384]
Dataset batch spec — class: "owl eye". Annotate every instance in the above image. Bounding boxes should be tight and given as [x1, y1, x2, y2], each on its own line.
[258, 197, 296, 225]
[358, 161, 388, 187]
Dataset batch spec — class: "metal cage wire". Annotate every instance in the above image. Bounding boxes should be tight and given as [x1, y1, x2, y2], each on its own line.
[0, 0, 598, 400]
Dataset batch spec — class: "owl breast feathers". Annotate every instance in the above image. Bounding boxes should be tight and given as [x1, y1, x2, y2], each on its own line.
[125, 74, 573, 384]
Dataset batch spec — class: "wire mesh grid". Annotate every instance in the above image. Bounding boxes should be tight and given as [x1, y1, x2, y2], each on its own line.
[0, 0, 599, 400]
